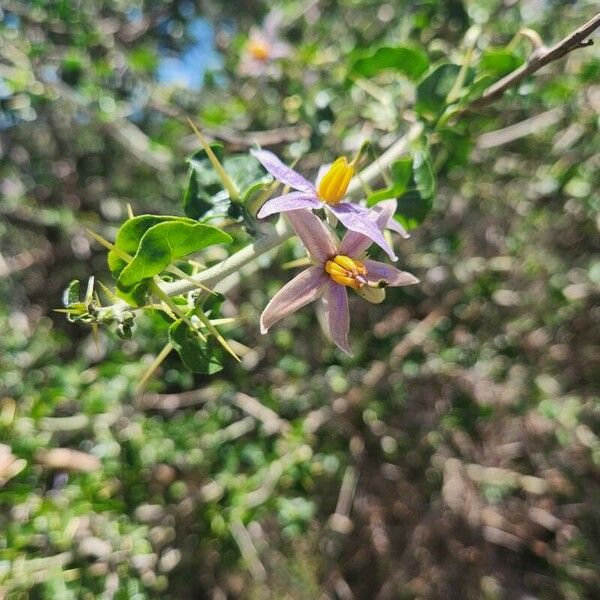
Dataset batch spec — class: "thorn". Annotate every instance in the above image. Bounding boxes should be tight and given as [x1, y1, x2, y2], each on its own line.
[187, 118, 241, 202]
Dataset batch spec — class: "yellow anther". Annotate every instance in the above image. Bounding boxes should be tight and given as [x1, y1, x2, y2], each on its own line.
[325, 261, 349, 278]
[317, 157, 354, 204]
[325, 255, 367, 289]
[248, 39, 271, 61]
[332, 255, 366, 275]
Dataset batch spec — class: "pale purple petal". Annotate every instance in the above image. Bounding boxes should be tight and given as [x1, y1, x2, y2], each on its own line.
[263, 9, 284, 38]
[257, 192, 321, 218]
[285, 209, 338, 264]
[331, 202, 397, 261]
[260, 266, 327, 333]
[372, 199, 398, 229]
[386, 217, 410, 239]
[322, 280, 352, 355]
[339, 199, 408, 257]
[363, 259, 419, 287]
[251, 149, 316, 194]
[269, 41, 291, 59]
[374, 200, 409, 239]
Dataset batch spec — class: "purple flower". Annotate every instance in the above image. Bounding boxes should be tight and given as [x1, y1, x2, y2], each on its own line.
[251, 149, 399, 261]
[260, 205, 418, 355]
[238, 10, 291, 79]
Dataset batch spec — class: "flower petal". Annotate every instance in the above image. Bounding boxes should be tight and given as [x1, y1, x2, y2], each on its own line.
[338, 199, 409, 257]
[322, 280, 353, 355]
[372, 199, 398, 229]
[374, 200, 409, 239]
[270, 43, 292, 59]
[331, 202, 397, 261]
[257, 192, 322, 218]
[251, 149, 316, 194]
[363, 259, 419, 287]
[285, 209, 338, 264]
[385, 217, 410, 239]
[260, 266, 327, 333]
[263, 9, 284, 37]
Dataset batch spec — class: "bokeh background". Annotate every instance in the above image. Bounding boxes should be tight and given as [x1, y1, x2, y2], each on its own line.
[1, 1, 599, 598]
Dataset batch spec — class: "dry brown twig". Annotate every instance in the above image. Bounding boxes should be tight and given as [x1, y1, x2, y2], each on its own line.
[470, 12, 600, 108]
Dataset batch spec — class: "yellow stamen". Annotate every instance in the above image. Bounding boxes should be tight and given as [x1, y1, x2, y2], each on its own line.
[248, 38, 271, 61]
[317, 157, 354, 204]
[324, 255, 367, 289]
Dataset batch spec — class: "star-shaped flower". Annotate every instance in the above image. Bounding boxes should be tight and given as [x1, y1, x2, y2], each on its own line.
[238, 10, 291, 79]
[251, 149, 398, 261]
[260, 204, 418, 355]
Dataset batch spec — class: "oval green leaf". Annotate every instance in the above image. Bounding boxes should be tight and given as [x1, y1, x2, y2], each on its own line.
[117, 221, 232, 290]
[169, 319, 223, 374]
[415, 63, 461, 118]
[108, 215, 197, 276]
[351, 46, 429, 80]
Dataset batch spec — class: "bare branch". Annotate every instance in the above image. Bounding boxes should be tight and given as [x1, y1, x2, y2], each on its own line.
[476, 106, 565, 149]
[470, 12, 600, 109]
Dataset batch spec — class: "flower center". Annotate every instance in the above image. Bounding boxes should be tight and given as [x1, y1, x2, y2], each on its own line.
[248, 38, 271, 61]
[317, 157, 354, 205]
[325, 255, 367, 289]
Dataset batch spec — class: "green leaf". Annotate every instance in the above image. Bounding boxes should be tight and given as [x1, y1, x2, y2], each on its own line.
[383, 145, 435, 230]
[61, 279, 88, 323]
[412, 146, 436, 200]
[394, 189, 433, 231]
[350, 46, 429, 80]
[62, 279, 80, 307]
[127, 46, 158, 72]
[182, 168, 215, 221]
[367, 158, 413, 205]
[108, 215, 195, 276]
[117, 221, 231, 295]
[183, 144, 226, 220]
[455, 74, 496, 105]
[183, 147, 271, 220]
[202, 291, 225, 318]
[226, 155, 272, 198]
[169, 319, 223, 374]
[415, 63, 461, 118]
[480, 49, 524, 78]
[116, 282, 149, 307]
[438, 128, 473, 168]
[366, 150, 434, 230]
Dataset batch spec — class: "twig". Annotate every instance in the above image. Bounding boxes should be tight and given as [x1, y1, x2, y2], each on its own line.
[35, 448, 101, 472]
[229, 520, 267, 583]
[0, 247, 52, 277]
[232, 393, 289, 435]
[244, 445, 313, 508]
[390, 308, 447, 361]
[136, 383, 231, 411]
[476, 106, 565, 149]
[184, 124, 312, 150]
[328, 466, 358, 535]
[470, 12, 600, 108]
[50, 80, 173, 171]
[199, 417, 255, 448]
